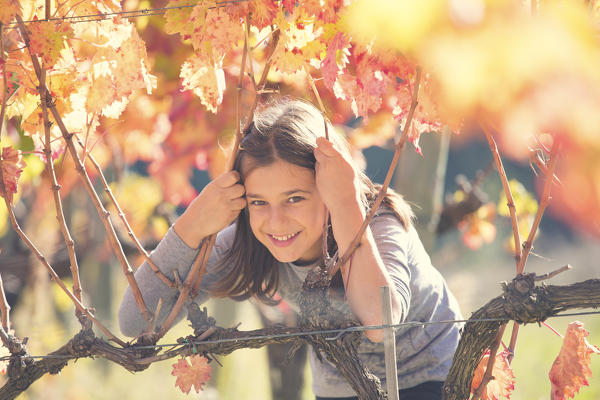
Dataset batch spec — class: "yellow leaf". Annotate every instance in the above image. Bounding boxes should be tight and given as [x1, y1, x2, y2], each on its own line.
[180, 56, 226, 113]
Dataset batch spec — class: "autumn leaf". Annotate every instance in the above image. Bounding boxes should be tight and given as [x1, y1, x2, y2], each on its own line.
[470, 350, 515, 400]
[271, 9, 325, 75]
[164, 0, 199, 38]
[180, 56, 226, 113]
[249, 0, 279, 30]
[300, 0, 344, 24]
[0, 146, 26, 204]
[28, 20, 74, 68]
[282, 0, 295, 14]
[0, 0, 21, 25]
[549, 321, 600, 400]
[321, 31, 349, 90]
[86, 22, 156, 117]
[190, 2, 245, 56]
[172, 354, 212, 394]
[334, 49, 388, 118]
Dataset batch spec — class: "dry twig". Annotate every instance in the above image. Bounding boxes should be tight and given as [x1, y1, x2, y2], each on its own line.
[15, 14, 154, 329]
[73, 137, 176, 289]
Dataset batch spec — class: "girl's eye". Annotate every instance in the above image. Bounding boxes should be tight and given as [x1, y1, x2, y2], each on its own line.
[249, 199, 267, 206]
[288, 196, 305, 204]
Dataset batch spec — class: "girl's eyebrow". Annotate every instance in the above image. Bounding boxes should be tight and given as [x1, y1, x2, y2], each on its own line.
[246, 189, 312, 198]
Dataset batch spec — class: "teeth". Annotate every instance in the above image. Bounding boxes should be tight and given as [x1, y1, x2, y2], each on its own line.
[272, 233, 297, 241]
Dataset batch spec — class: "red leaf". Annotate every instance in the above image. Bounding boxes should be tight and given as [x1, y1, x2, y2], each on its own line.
[249, 0, 279, 30]
[549, 321, 600, 400]
[470, 350, 515, 400]
[1, 146, 26, 204]
[282, 0, 295, 13]
[171, 354, 212, 394]
[321, 32, 348, 90]
[334, 49, 388, 118]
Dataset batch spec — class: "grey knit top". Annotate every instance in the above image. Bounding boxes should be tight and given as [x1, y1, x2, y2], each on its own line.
[119, 211, 462, 397]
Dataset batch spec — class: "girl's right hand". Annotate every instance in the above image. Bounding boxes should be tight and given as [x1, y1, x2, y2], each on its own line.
[174, 171, 246, 248]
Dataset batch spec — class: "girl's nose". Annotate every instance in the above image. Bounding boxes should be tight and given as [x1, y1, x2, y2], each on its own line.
[267, 205, 289, 229]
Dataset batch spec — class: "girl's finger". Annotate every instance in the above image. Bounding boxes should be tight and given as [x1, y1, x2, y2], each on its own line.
[226, 183, 245, 199]
[231, 197, 247, 210]
[216, 170, 240, 188]
[315, 137, 339, 157]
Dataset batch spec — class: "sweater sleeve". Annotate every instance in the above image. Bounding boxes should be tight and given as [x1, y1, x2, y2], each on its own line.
[118, 224, 235, 337]
[369, 212, 411, 322]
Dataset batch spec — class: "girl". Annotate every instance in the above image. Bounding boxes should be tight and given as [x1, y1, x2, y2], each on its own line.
[119, 98, 462, 400]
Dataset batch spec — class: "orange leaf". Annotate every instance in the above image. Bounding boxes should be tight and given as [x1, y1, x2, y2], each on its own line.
[171, 354, 212, 394]
[0, 0, 21, 25]
[1, 146, 26, 204]
[249, 0, 278, 30]
[190, 2, 244, 55]
[470, 350, 515, 400]
[271, 9, 325, 75]
[549, 321, 600, 400]
[28, 20, 74, 68]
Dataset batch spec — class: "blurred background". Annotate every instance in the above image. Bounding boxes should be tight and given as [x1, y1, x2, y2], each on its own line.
[1, 0, 600, 399]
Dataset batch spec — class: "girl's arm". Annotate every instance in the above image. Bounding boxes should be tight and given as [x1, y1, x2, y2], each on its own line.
[119, 171, 245, 337]
[314, 137, 407, 343]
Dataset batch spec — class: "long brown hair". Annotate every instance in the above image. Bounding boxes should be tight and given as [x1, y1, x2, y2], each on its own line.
[209, 98, 414, 303]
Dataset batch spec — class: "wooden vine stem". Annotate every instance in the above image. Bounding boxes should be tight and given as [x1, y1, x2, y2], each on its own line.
[328, 66, 423, 277]
[73, 137, 176, 289]
[0, 23, 13, 340]
[0, 190, 125, 346]
[516, 139, 560, 274]
[0, 274, 10, 331]
[15, 14, 154, 330]
[302, 64, 332, 262]
[471, 323, 507, 400]
[482, 123, 522, 269]
[156, 24, 251, 338]
[158, 18, 283, 339]
[38, 55, 84, 311]
[506, 137, 560, 362]
[443, 275, 600, 400]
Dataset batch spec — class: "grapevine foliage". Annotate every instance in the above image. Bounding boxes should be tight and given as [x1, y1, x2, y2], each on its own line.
[0, 0, 600, 398]
[171, 354, 212, 394]
[549, 322, 600, 400]
[470, 350, 515, 400]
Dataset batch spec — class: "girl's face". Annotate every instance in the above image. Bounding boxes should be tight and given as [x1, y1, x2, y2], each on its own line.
[244, 159, 326, 263]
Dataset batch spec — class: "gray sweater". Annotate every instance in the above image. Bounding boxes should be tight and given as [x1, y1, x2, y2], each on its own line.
[119, 211, 462, 397]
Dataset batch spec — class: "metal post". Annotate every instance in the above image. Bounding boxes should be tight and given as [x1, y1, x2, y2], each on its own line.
[381, 286, 399, 400]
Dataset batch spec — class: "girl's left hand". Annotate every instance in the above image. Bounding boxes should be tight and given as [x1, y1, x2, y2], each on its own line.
[314, 136, 362, 211]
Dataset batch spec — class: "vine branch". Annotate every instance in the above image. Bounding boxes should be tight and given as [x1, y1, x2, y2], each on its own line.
[482, 123, 522, 269]
[328, 66, 423, 278]
[73, 137, 176, 289]
[15, 14, 154, 330]
[471, 323, 507, 400]
[517, 139, 560, 273]
[0, 274, 10, 331]
[38, 49, 84, 315]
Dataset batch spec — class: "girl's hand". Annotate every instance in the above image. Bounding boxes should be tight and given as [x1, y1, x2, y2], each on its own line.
[314, 137, 362, 212]
[174, 171, 246, 248]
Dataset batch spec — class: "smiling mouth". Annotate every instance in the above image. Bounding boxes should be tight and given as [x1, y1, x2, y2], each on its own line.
[271, 232, 299, 241]
[268, 231, 300, 246]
